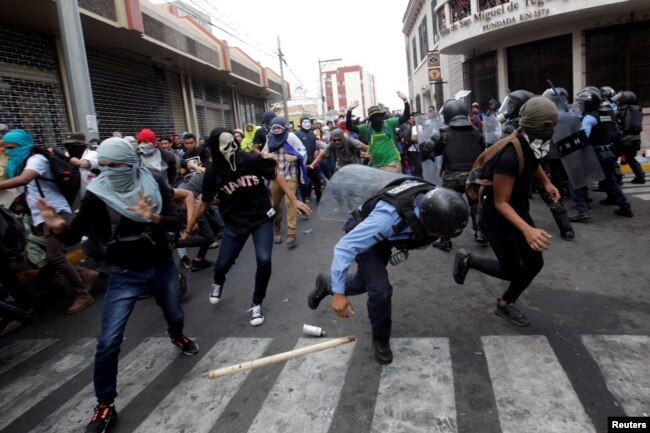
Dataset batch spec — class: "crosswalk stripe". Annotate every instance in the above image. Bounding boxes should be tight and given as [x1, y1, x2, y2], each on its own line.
[482, 335, 596, 433]
[622, 186, 650, 193]
[0, 338, 58, 375]
[630, 193, 650, 200]
[30, 337, 180, 433]
[371, 338, 457, 433]
[247, 337, 356, 433]
[132, 337, 272, 433]
[0, 338, 95, 431]
[581, 335, 650, 417]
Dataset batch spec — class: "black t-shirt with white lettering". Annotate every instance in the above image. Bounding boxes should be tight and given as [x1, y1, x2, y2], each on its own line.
[201, 151, 277, 234]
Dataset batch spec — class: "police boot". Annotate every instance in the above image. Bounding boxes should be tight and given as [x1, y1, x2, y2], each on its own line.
[550, 201, 574, 240]
[432, 237, 452, 252]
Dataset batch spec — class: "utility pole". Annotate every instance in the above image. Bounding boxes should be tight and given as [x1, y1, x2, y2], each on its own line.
[318, 58, 341, 118]
[277, 36, 289, 123]
[55, 0, 99, 140]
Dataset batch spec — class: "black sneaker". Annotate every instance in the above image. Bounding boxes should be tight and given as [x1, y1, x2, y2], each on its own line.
[249, 304, 264, 326]
[631, 177, 646, 184]
[614, 207, 634, 217]
[85, 404, 117, 433]
[453, 249, 472, 285]
[494, 300, 530, 326]
[171, 335, 199, 355]
[432, 238, 452, 252]
[372, 338, 393, 364]
[209, 283, 223, 304]
[308, 274, 331, 310]
[190, 259, 213, 272]
[180, 255, 191, 269]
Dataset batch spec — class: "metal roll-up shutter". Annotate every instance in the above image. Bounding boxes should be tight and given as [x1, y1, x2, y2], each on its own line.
[87, 51, 185, 140]
[0, 25, 70, 145]
[193, 82, 236, 138]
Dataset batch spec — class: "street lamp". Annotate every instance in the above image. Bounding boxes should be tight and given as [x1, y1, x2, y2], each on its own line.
[318, 58, 342, 118]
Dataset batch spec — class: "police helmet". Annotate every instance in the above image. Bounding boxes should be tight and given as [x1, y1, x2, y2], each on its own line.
[600, 86, 615, 99]
[419, 187, 469, 238]
[542, 87, 569, 109]
[575, 87, 601, 112]
[496, 90, 534, 123]
[441, 99, 470, 127]
[616, 91, 638, 106]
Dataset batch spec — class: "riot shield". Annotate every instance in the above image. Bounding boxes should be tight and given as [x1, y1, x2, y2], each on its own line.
[482, 114, 502, 146]
[553, 110, 604, 189]
[318, 165, 407, 221]
[415, 113, 443, 144]
[422, 157, 443, 186]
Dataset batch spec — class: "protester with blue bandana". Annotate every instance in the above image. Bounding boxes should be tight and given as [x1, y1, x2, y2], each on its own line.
[0, 129, 98, 315]
[35, 136, 199, 433]
[262, 117, 307, 247]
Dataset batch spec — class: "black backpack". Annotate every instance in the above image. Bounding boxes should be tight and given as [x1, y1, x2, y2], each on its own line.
[32, 147, 81, 207]
[0, 206, 27, 259]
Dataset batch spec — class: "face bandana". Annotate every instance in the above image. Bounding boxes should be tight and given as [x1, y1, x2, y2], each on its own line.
[100, 164, 137, 193]
[219, 132, 238, 171]
[369, 115, 383, 130]
[522, 132, 550, 160]
[65, 144, 86, 160]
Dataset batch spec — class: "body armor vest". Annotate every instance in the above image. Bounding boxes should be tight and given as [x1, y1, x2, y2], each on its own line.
[442, 127, 484, 172]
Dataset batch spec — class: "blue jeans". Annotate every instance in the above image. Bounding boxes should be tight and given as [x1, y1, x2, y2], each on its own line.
[213, 219, 273, 305]
[94, 257, 183, 404]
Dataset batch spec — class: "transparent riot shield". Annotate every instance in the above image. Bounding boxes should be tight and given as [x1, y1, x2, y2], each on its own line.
[422, 157, 443, 186]
[553, 110, 604, 189]
[415, 113, 443, 144]
[318, 165, 407, 221]
[482, 114, 502, 146]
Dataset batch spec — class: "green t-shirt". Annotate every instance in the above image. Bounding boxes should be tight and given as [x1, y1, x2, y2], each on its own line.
[357, 117, 401, 168]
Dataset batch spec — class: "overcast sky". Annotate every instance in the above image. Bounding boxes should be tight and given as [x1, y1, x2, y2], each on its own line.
[160, 0, 410, 111]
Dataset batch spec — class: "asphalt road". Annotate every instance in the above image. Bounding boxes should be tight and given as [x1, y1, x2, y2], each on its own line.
[1, 176, 649, 433]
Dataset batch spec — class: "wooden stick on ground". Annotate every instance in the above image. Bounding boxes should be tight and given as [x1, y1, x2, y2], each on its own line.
[207, 335, 357, 379]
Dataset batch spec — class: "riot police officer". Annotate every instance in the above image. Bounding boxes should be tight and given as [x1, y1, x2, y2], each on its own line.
[571, 87, 633, 219]
[308, 183, 469, 364]
[421, 99, 486, 250]
[613, 91, 645, 184]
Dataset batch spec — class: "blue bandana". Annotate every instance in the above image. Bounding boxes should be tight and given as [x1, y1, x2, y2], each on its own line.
[3, 129, 33, 178]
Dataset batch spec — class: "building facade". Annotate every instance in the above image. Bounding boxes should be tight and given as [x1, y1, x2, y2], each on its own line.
[402, 0, 650, 145]
[323, 65, 377, 118]
[0, 0, 288, 145]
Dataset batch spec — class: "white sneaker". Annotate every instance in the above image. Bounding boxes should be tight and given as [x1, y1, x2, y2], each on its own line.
[209, 283, 223, 304]
[248, 304, 264, 326]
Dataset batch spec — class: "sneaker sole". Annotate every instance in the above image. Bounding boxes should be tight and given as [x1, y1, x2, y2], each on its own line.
[209, 297, 221, 305]
[494, 309, 530, 326]
[250, 318, 264, 326]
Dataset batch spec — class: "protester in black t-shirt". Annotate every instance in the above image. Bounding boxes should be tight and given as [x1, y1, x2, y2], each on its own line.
[182, 127, 310, 326]
[452, 97, 561, 327]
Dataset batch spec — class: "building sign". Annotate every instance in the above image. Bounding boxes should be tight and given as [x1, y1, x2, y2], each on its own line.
[427, 50, 442, 83]
[440, 0, 553, 36]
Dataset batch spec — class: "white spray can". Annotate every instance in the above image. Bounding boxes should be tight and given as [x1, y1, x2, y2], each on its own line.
[303, 324, 327, 337]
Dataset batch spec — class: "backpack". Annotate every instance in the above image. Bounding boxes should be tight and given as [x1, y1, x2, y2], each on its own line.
[367, 125, 404, 155]
[619, 105, 643, 135]
[0, 206, 27, 259]
[465, 130, 523, 203]
[32, 147, 81, 207]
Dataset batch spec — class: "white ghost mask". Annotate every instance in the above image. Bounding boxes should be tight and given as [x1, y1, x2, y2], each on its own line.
[301, 119, 312, 130]
[219, 132, 238, 171]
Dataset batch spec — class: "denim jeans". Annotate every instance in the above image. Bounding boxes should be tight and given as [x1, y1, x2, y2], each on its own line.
[94, 256, 183, 404]
[213, 219, 273, 306]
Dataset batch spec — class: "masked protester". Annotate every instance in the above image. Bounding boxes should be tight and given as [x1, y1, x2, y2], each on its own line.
[182, 127, 311, 327]
[452, 97, 561, 327]
[35, 137, 197, 433]
[345, 91, 411, 172]
[295, 116, 324, 205]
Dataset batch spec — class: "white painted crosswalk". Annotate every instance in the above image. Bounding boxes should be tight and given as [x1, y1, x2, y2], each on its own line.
[0, 335, 648, 433]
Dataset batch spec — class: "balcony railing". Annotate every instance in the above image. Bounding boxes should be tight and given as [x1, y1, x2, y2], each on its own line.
[451, 0, 471, 22]
[478, 0, 510, 12]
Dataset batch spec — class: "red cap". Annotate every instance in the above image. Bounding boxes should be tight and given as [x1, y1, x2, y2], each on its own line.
[136, 128, 156, 144]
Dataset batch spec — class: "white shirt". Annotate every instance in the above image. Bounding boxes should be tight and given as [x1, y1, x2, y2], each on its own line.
[25, 154, 71, 225]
